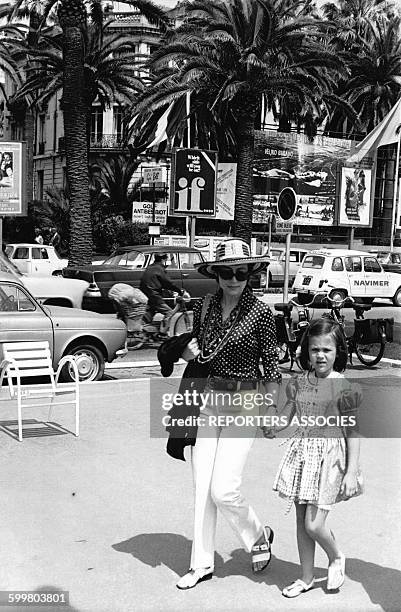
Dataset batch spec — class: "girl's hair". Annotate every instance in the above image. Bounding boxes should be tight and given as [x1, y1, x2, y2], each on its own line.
[298, 317, 348, 372]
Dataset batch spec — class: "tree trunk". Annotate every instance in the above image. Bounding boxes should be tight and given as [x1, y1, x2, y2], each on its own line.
[59, 0, 92, 266]
[233, 107, 256, 244]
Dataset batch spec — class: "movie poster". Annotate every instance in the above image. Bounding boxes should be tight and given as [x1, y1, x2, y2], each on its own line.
[252, 130, 355, 226]
[0, 141, 26, 216]
[338, 167, 372, 226]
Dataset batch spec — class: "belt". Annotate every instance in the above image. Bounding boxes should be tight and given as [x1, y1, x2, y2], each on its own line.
[209, 377, 259, 392]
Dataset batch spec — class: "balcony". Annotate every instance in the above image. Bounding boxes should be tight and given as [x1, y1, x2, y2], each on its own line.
[90, 134, 124, 150]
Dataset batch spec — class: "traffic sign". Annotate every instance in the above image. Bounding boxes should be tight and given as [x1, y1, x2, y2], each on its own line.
[277, 187, 296, 221]
[276, 220, 294, 234]
[170, 148, 218, 216]
[143, 167, 163, 184]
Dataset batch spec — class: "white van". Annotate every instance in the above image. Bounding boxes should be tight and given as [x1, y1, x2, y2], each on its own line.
[293, 249, 401, 306]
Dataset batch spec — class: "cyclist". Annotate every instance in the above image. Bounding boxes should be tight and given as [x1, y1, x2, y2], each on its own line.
[140, 253, 188, 332]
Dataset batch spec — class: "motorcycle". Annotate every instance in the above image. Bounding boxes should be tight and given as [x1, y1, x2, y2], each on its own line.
[108, 283, 192, 350]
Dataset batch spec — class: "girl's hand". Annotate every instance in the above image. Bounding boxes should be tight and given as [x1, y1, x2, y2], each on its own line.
[261, 426, 276, 438]
[340, 471, 358, 498]
[182, 338, 200, 362]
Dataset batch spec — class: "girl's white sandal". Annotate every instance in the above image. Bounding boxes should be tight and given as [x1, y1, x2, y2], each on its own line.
[282, 578, 315, 598]
[327, 552, 346, 590]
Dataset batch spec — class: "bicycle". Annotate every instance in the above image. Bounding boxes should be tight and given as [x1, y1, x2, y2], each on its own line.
[111, 291, 193, 350]
[323, 295, 394, 367]
[274, 292, 324, 370]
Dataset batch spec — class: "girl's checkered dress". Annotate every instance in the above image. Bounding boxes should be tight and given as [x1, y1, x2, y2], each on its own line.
[273, 371, 362, 510]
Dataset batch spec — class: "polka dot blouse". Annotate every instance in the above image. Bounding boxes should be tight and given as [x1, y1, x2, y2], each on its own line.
[193, 286, 282, 384]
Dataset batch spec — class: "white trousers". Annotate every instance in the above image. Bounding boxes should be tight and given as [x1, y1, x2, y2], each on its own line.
[190, 414, 263, 570]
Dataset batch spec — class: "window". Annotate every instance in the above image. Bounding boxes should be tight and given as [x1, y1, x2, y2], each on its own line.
[302, 256, 325, 269]
[392, 254, 401, 264]
[0, 284, 36, 312]
[91, 107, 103, 141]
[14, 247, 29, 259]
[37, 170, 44, 201]
[345, 256, 362, 272]
[126, 252, 146, 268]
[179, 252, 204, 268]
[113, 107, 123, 140]
[364, 257, 381, 273]
[331, 257, 344, 272]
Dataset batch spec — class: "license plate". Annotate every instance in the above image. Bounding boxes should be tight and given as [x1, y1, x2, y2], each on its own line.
[302, 276, 312, 286]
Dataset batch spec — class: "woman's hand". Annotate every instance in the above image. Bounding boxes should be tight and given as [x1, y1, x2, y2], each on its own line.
[182, 338, 200, 362]
[340, 471, 358, 498]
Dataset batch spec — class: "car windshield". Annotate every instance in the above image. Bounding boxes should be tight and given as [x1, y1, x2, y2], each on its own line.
[4, 245, 13, 257]
[103, 251, 147, 268]
[0, 252, 22, 277]
[376, 252, 389, 262]
[302, 255, 325, 269]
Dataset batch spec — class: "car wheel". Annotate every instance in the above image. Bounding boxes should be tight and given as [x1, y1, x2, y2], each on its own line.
[392, 287, 401, 307]
[61, 344, 105, 382]
[329, 289, 347, 303]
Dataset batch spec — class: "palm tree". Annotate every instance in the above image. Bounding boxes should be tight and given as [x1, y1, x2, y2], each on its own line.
[6, 0, 168, 265]
[340, 16, 401, 134]
[90, 155, 141, 219]
[131, 0, 345, 243]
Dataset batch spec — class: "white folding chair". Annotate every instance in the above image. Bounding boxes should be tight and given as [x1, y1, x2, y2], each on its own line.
[0, 341, 79, 441]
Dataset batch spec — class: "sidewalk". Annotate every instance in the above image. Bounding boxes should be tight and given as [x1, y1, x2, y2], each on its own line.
[0, 377, 400, 611]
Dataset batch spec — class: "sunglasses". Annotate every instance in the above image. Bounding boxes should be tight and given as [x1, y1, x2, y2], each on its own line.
[215, 266, 250, 281]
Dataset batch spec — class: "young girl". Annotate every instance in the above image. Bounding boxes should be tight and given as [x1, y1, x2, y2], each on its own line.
[268, 318, 363, 598]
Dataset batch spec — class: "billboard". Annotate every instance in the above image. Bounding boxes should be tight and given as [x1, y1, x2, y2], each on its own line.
[0, 141, 26, 216]
[338, 167, 372, 226]
[216, 162, 236, 220]
[132, 201, 167, 225]
[253, 131, 356, 226]
[170, 148, 217, 217]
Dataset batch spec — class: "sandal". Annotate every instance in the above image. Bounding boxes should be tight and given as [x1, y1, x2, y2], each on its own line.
[251, 525, 274, 572]
[176, 567, 213, 590]
[282, 578, 315, 598]
[327, 552, 345, 590]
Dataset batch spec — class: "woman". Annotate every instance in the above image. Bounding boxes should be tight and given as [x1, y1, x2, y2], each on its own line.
[177, 239, 281, 589]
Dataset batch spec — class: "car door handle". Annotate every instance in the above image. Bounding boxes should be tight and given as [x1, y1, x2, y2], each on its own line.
[182, 273, 189, 277]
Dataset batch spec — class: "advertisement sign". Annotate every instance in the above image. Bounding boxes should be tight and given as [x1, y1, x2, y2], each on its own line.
[170, 148, 218, 216]
[338, 167, 372, 226]
[253, 131, 356, 226]
[216, 163, 236, 220]
[142, 167, 164, 184]
[132, 201, 167, 225]
[0, 141, 26, 216]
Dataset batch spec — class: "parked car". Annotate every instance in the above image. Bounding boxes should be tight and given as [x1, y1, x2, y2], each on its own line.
[62, 245, 268, 313]
[293, 248, 401, 306]
[0, 272, 126, 381]
[5, 243, 68, 276]
[0, 251, 88, 309]
[376, 251, 401, 274]
[264, 247, 309, 285]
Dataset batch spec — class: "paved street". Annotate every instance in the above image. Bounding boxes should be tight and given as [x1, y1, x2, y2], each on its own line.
[0, 369, 400, 612]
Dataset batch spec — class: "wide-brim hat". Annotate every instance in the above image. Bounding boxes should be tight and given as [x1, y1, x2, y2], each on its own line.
[195, 239, 269, 278]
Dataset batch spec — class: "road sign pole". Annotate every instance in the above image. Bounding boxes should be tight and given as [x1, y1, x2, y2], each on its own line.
[283, 232, 291, 303]
[189, 216, 196, 248]
[151, 181, 156, 245]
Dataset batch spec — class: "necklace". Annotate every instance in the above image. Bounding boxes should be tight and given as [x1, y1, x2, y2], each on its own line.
[198, 299, 243, 363]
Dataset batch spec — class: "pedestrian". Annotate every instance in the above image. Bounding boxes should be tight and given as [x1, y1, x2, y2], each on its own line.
[140, 253, 188, 333]
[175, 238, 281, 590]
[34, 228, 44, 245]
[266, 318, 363, 598]
[49, 227, 61, 253]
